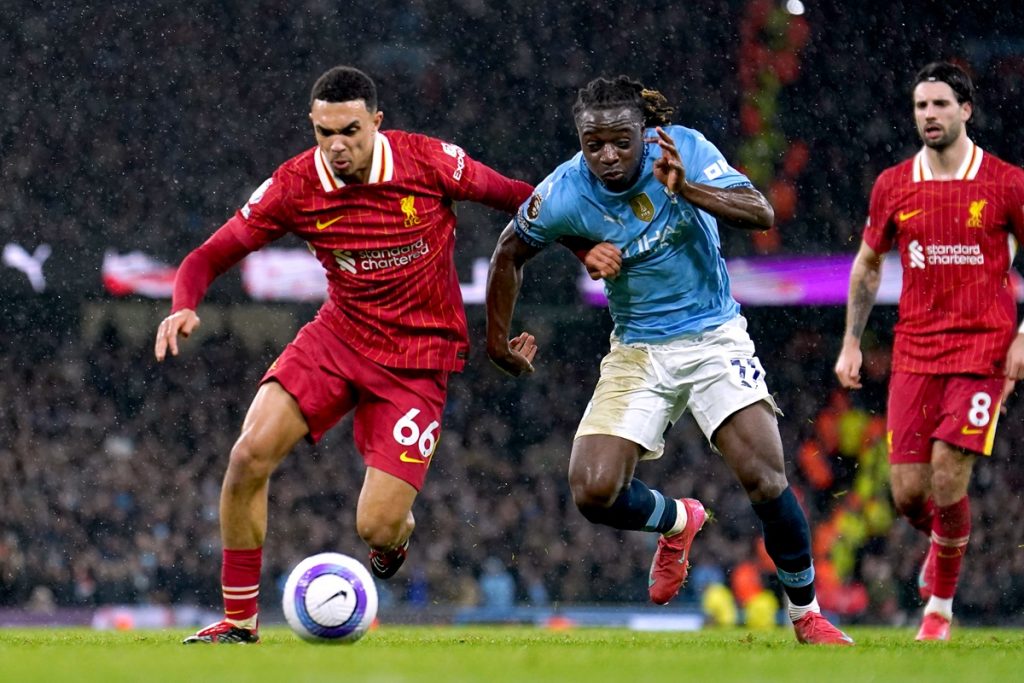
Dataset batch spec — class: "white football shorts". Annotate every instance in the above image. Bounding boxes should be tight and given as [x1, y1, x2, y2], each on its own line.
[574, 316, 780, 459]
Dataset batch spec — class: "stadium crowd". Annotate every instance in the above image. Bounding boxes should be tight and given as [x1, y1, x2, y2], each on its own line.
[2, 303, 1024, 624]
[3, 1, 1024, 625]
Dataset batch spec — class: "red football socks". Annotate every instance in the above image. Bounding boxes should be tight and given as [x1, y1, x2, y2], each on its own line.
[930, 497, 970, 600]
[907, 498, 936, 536]
[222, 547, 263, 624]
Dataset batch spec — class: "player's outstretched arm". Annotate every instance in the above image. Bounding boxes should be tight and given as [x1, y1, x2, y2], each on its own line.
[835, 241, 884, 389]
[153, 221, 254, 361]
[647, 127, 773, 230]
[486, 222, 542, 377]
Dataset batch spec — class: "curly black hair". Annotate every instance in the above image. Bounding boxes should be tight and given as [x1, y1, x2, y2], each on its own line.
[572, 75, 674, 127]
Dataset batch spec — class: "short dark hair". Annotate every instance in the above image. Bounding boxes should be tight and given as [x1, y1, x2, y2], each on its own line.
[913, 62, 974, 104]
[572, 75, 674, 128]
[310, 66, 377, 110]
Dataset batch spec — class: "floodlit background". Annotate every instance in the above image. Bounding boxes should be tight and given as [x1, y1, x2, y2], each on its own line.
[2, 0, 1023, 629]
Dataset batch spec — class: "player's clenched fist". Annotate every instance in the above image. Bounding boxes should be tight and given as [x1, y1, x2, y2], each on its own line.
[154, 308, 201, 361]
[834, 342, 863, 390]
[583, 242, 622, 281]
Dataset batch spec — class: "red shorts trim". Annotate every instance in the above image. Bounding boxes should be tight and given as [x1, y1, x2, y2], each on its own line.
[887, 372, 1003, 464]
[262, 315, 449, 490]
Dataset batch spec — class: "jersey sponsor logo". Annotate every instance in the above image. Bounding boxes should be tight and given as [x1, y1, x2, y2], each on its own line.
[908, 240, 926, 269]
[241, 178, 273, 219]
[908, 240, 984, 267]
[332, 238, 432, 273]
[526, 193, 544, 220]
[967, 199, 987, 228]
[628, 193, 655, 222]
[441, 142, 466, 181]
[316, 214, 345, 231]
[621, 206, 699, 262]
[898, 209, 923, 222]
[333, 249, 357, 273]
[401, 196, 421, 227]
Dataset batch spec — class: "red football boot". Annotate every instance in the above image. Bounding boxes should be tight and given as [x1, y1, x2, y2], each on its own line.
[648, 498, 706, 605]
[369, 538, 410, 579]
[793, 612, 854, 645]
[182, 620, 259, 645]
[915, 612, 951, 641]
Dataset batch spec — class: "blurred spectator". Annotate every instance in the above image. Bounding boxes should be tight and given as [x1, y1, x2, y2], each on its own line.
[2, 303, 1022, 625]
[478, 557, 516, 612]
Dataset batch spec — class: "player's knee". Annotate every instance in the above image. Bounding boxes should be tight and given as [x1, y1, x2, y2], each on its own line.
[569, 470, 622, 512]
[891, 489, 930, 519]
[226, 438, 275, 483]
[930, 467, 968, 503]
[743, 468, 788, 503]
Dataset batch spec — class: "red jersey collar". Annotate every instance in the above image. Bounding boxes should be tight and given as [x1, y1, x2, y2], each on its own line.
[913, 138, 983, 182]
[314, 132, 395, 192]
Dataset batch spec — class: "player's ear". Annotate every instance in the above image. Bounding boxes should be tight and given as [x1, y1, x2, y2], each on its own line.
[962, 101, 972, 123]
[373, 110, 384, 129]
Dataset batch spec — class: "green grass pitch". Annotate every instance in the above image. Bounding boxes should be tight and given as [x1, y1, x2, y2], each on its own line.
[2, 625, 1022, 683]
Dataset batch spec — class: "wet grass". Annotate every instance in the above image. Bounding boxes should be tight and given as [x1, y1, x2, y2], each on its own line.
[1, 625, 1021, 682]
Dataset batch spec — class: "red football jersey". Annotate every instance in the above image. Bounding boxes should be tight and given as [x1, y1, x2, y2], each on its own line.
[863, 141, 1024, 375]
[217, 130, 531, 371]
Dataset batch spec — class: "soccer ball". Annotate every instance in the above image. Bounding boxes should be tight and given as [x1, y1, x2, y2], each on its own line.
[282, 552, 378, 643]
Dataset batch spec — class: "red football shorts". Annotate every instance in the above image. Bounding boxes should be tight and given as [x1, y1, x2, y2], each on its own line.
[262, 316, 449, 490]
[887, 372, 1004, 463]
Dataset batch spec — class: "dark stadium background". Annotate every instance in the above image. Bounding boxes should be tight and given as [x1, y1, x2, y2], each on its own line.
[3, 0, 1024, 628]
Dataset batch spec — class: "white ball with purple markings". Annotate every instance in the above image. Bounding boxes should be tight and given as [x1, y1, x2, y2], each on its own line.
[282, 552, 378, 643]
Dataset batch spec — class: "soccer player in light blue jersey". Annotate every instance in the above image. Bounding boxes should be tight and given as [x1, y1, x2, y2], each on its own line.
[486, 75, 852, 645]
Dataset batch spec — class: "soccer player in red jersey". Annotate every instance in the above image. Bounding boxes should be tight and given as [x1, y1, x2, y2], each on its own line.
[153, 66, 539, 644]
[835, 62, 1024, 641]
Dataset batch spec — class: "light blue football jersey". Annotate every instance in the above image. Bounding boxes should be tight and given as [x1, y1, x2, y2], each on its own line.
[514, 125, 751, 343]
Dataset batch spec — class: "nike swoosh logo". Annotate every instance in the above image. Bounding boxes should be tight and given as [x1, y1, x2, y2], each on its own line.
[225, 609, 246, 615]
[898, 209, 923, 222]
[317, 587, 349, 609]
[316, 214, 344, 231]
[961, 426, 984, 435]
[399, 450, 426, 464]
